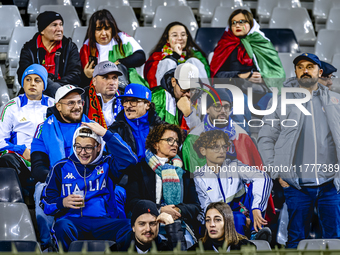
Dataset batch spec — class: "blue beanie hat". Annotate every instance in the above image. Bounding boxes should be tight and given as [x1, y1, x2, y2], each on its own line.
[21, 64, 48, 90]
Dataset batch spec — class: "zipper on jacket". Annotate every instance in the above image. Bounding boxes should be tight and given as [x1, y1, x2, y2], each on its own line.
[82, 165, 87, 217]
[310, 99, 319, 185]
[217, 173, 226, 203]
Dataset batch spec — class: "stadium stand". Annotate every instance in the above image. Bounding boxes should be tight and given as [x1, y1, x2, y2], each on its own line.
[298, 239, 340, 250]
[0, 241, 41, 252]
[27, 0, 71, 26]
[249, 240, 272, 251]
[0, 168, 24, 203]
[0, 77, 10, 108]
[277, 0, 301, 8]
[210, 6, 251, 27]
[313, 0, 340, 32]
[194, 27, 225, 56]
[71, 26, 87, 52]
[279, 52, 302, 78]
[98, 5, 139, 36]
[257, 0, 279, 26]
[82, 0, 130, 25]
[314, 29, 340, 62]
[133, 27, 163, 58]
[269, 7, 316, 50]
[326, 7, 340, 30]
[0, 202, 36, 241]
[68, 240, 115, 251]
[152, 5, 198, 38]
[0, 5, 23, 55]
[141, 0, 188, 26]
[261, 28, 300, 53]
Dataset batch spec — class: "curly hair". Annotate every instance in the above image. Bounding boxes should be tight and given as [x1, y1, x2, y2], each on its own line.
[193, 130, 231, 158]
[146, 124, 183, 154]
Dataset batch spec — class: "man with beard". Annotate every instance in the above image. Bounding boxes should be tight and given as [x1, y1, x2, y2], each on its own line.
[151, 62, 201, 131]
[117, 200, 186, 252]
[31, 85, 91, 250]
[319, 61, 337, 90]
[258, 53, 340, 248]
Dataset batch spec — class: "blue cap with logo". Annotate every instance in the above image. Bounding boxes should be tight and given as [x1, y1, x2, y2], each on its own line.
[118, 83, 152, 102]
[21, 64, 48, 90]
[293, 53, 322, 68]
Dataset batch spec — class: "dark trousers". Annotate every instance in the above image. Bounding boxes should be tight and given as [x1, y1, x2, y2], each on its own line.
[53, 216, 132, 251]
[0, 153, 32, 188]
[284, 181, 340, 248]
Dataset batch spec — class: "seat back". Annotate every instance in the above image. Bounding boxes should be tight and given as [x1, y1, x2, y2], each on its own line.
[71, 26, 87, 52]
[315, 29, 340, 62]
[257, 0, 279, 23]
[134, 27, 164, 58]
[210, 6, 251, 27]
[278, 52, 300, 78]
[6, 27, 38, 77]
[249, 240, 272, 251]
[0, 202, 36, 241]
[194, 27, 224, 56]
[27, 0, 69, 15]
[40, 5, 81, 38]
[0, 168, 24, 203]
[152, 6, 198, 38]
[326, 8, 340, 30]
[98, 6, 139, 36]
[277, 0, 301, 8]
[0, 6, 23, 45]
[0, 241, 41, 252]
[298, 239, 340, 250]
[68, 240, 115, 252]
[313, 0, 334, 22]
[261, 28, 300, 53]
[269, 7, 316, 46]
[0, 78, 10, 109]
[220, 0, 244, 7]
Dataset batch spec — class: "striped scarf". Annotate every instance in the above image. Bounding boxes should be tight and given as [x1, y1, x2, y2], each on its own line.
[162, 43, 186, 64]
[145, 149, 184, 205]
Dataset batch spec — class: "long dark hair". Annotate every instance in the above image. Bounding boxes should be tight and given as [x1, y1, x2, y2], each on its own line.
[202, 202, 246, 246]
[85, 9, 124, 56]
[150, 21, 207, 59]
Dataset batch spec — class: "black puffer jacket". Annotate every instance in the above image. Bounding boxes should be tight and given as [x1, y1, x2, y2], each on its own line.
[17, 32, 82, 98]
[108, 107, 165, 155]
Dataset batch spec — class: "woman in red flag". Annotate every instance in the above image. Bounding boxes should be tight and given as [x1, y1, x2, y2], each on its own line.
[144, 22, 210, 89]
[210, 9, 285, 109]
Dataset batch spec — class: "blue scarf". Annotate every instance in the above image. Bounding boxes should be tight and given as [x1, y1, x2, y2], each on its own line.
[42, 114, 91, 167]
[145, 149, 184, 205]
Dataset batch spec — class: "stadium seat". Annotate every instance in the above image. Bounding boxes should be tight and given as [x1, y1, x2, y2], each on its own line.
[142, 0, 188, 26]
[278, 52, 300, 78]
[249, 240, 271, 250]
[269, 7, 316, 47]
[314, 29, 340, 62]
[332, 53, 340, 74]
[297, 239, 340, 250]
[194, 27, 225, 56]
[313, 0, 340, 32]
[152, 6, 198, 38]
[326, 8, 340, 30]
[133, 27, 164, 58]
[82, 0, 130, 24]
[6, 26, 38, 79]
[199, 0, 244, 26]
[261, 28, 300, 53]
[210, 6, 251, 27]
[0, 202, 36, 241]
[98, 5, 139, 36]
[71, 0, 85, 7]
[277, 0, 301, 8]
[71, 26, 87, 52]
[0, 241, 41, 252]
[0, 168, 24, 203]
[27, 0, 71, 26]
[39, 5, 81, 38]
[0, 78, 10, 109]
[257, 0, 279, 25]
[68, 240, 115, 251]
[0, 5, 23, 54]
[13, 0, 29, 7]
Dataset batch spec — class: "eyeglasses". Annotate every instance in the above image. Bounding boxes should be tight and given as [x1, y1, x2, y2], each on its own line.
[122, 98, 144, 107]
[320, 75, 336, 81]
[231, 19, 248, 26]
[74, 145, 97, 153]
[159, 137, 180, 146]
[212, 104, 231, 112]
[207, 144, 229, 153]
[59, 99, 84, 108]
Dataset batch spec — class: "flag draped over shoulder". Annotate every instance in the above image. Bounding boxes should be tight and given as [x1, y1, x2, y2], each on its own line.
[210, 19, 285, 90]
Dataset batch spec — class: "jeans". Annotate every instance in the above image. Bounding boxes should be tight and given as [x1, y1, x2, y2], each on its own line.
[284, 181, 340, 248]
[34, 182, 55, 247]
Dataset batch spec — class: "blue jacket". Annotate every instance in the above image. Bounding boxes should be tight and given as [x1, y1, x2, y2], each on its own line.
[41, 131, 138, 219]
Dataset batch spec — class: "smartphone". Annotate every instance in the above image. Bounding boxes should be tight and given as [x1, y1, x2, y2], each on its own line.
[89, 56, 98, 66]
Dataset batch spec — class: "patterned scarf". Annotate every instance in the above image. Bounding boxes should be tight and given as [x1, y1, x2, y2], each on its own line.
[145, 149, 184, 205]
[0, 150, 30, 167]
[162, 43, 186, 64]
[87, 83, 121, 128]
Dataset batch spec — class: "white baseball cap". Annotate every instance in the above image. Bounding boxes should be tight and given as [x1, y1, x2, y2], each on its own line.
[55, 85, 85, 104]
[174, 63, 200, 90]
[74, 126, 101, 144]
